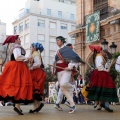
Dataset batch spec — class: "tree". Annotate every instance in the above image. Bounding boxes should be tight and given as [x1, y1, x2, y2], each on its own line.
[43, 67, 57, 97]
[109, 52, 120, 88]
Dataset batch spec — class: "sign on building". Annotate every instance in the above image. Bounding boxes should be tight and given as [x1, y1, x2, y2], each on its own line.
[86, 11, 100, 43]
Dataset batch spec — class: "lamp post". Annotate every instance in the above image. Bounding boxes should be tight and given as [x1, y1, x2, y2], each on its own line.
[101, 39, 109, 50]
[101, 39, 117, 56]
[109, 42, 117, 54]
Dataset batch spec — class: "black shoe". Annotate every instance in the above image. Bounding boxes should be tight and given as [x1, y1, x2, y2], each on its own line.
[94, 105, 97, 108]
[36, 103, 44, 112]
[97, 107, 102, 110]
[20, 109, 23, 112]
[13, 107, 24, 115]
[13, 104, 22, 112]
[29, 109, 37, 113]
[105, 107, 113, 112]
[100, 103, 106, 109]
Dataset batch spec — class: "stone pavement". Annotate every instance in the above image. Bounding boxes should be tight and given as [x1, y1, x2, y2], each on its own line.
[0, 104, 120, 120]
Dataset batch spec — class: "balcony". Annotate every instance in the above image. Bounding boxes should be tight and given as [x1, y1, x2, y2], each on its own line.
[19, 9, 30, 19]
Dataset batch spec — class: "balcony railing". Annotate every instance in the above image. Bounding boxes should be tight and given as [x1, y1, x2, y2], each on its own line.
[17, 8, 76, 22]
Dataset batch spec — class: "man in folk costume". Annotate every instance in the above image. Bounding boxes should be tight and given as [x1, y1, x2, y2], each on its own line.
[0, 35, 33, 115]
[52, 36, 85, 113]
[54, 43, 77, 110]
[87, 45, 119, 112]
[28, 42, 46, 113]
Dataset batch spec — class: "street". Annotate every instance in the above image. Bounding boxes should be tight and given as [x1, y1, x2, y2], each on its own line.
[0, 104, 120, 120]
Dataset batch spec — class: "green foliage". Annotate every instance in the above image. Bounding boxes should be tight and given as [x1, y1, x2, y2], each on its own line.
[84, 67, 92, 84]
[109, 66, 119, 81]
[44, 67, 57, 82]
[112, 52, 120, 60]
[115, 74, 120, 88]
[109, 52, 120, 87]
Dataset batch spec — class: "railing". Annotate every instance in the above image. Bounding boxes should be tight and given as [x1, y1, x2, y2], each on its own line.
[17, 8, 76, 22]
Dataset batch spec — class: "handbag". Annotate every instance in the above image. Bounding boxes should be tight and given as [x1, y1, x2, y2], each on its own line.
[81, 83, 90, 100]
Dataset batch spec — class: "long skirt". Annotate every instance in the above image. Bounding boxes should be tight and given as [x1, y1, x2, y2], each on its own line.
[30, 68, 46, 101]
[87, 69, 119, 102]
[0, 61, 33, 103]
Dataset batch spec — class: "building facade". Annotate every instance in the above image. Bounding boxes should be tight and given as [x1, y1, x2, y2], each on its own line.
[12, 0, 76, 66]
[69, 0, 120, 77]
[0, 20, 6, 72]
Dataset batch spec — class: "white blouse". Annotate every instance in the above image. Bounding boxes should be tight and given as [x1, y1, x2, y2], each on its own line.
[95, 55, 106, 71]
[32, 56, 41, 67]
[13, 48, 26, 61]
[115, 56, 120, 73]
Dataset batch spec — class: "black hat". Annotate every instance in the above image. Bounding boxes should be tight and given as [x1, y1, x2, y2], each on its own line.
[56, 36, 66, 43]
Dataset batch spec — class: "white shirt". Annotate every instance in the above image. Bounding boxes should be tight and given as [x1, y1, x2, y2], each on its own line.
[95, 55, 107, 71]
[32, 56, 41, 67]
[115, 56, 120, 73]
[13, 48, 26, 61]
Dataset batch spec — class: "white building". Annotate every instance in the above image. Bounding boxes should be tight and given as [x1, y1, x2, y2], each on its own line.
[0, 20, 6, 69]
[12, 0, 76, 66]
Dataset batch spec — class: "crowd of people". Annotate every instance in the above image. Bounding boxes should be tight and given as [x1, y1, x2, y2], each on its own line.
[0, 35, 120, 115]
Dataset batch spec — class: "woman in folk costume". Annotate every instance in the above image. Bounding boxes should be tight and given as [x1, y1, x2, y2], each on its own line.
[28, 42, 46, 113]
[0, 35, 33, 115]
[52, 36, 85, 113]
[87, 45, 119, 112]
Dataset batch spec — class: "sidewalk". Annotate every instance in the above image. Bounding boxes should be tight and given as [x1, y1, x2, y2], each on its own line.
[0, 104, 120, 120]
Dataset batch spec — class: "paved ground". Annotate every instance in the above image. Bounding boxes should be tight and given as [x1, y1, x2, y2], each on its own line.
[0, 104, 120, 120]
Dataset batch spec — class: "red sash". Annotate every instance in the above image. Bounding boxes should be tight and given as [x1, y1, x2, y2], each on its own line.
[56, 63, 68, 72]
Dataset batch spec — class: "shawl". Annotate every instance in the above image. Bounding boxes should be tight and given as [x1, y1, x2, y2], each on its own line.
[32, 51, 41, 63]
[55, 46, 85, 64]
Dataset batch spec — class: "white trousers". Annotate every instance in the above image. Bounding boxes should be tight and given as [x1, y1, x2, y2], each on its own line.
[57, 70, 75, 107]
[56, 88, 63, 104]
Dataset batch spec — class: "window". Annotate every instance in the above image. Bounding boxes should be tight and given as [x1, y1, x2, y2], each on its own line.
[24, 34, 29, 44]
[50, 42, 57, 51]
[61, 23, 67, 30]
[59, 0, 64, 2]
[19, 23, 23, 31]
[38, 19, 45, 27]
[38, 35, 45, 42]
[50, 22, 56, 29]
[25, 19, 29, 29]
[50, 36, 56, 42]
[71, 38, 75, 45]
[58, 11, 62, 18]
[93, 0, 108, 20]
[71, 25, 76, 31]
[70, 13, 74, 20]
[50, 50, 56, 57]
[14, 26, 17, 34]
[47, 9, 51, 15]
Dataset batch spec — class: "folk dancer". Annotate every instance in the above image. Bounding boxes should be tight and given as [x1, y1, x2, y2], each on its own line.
[52, 36, 85, 113]
[87, 45, 119, 112]
[28, 42, 46, 113]
[54, 43, 77, 109]
[0, 35, 33, 115]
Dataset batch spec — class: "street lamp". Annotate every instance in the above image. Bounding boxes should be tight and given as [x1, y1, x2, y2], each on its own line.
[109, 42, 117, 54]
[101, 39, 109, 50]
